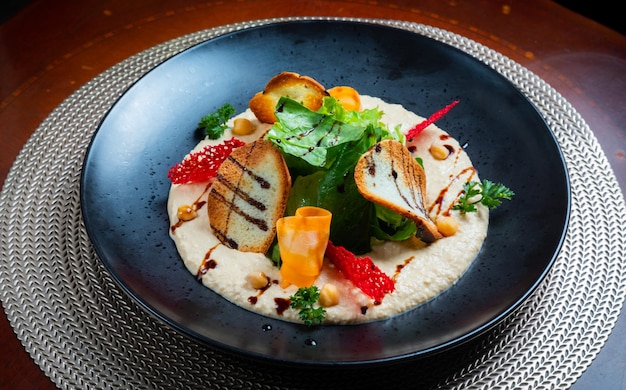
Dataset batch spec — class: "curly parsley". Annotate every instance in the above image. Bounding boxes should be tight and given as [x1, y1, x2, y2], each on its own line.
[453, 179, 514, 213]
[289, 286, 326, 326]
[198, 103, 235, 139]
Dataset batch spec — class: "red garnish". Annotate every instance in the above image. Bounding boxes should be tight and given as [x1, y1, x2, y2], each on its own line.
[405, 99, 460, 140]
[325, 241, 395, 303]
[167, 137, 245, 184]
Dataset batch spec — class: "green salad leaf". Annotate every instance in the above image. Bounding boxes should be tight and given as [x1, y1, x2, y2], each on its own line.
[371, 205, 417, 242]
[266, 96, 403, 168]
[268, 96, 408, 254]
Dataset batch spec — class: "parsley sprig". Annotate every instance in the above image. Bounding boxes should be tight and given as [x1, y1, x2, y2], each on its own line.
[453, 179, 514, 213]
[198, 103, 235, 139]
[289, 286, 326, 326]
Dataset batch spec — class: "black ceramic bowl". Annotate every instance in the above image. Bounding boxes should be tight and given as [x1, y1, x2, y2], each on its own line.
[81, 20, 569, 365]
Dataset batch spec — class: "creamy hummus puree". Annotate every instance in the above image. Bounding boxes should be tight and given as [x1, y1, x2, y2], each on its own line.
[167, 96, 488, 324]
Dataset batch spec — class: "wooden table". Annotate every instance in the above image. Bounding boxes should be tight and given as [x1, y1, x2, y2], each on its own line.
[1, 1, 624, 388]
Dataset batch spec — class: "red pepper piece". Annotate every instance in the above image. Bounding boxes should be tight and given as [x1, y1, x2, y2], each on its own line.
[167, 137, 245, 184]
[326, 241, 395, 303]
[405, 99, 460, 140]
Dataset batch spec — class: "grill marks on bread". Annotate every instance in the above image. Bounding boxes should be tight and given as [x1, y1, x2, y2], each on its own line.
[355, 139, 442, 243]
[208, 139, 291, 253]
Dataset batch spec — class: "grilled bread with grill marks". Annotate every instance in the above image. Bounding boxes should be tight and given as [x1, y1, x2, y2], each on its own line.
[208, 139, 291, 253]
[249, 72, 328, 124]
[354, 139, 442, 243]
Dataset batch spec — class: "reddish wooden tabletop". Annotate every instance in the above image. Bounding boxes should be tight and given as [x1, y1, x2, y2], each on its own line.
[1, 1, 625, 388]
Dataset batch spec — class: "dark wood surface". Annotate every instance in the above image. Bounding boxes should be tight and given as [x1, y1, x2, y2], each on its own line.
[1, 1, 624, 388]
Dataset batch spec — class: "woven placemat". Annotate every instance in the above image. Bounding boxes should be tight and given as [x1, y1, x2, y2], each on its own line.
[2, 18, 626, 389]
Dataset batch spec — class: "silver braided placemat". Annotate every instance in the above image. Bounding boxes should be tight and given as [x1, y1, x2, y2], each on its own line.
[2, 18, 626, 389]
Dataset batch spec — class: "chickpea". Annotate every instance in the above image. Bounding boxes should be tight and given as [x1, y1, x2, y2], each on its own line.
[436, 215, 459, 237]
[319, 283, 340, 307]
[246, 271, 270, 290]
[429, 143, 451, 160]
[231, 118, 256, 136]
[176, 204, 197, 221]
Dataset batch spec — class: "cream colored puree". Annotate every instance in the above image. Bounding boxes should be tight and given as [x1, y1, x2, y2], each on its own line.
[168, 96, 488, 324]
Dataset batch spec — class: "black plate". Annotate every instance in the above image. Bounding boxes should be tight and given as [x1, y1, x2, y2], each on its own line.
[80, 20, 569, 365]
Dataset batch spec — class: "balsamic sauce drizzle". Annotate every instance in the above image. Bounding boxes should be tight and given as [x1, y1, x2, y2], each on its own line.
[247, 278, 276, 305]
[196, 243, 221, 281]
[170, 182, 211, 233]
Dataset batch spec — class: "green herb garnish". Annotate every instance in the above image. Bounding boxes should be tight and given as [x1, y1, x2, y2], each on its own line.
[453, 179, 515, 213]
[289, 286, 326, 326]
[198, 103, 235, 139]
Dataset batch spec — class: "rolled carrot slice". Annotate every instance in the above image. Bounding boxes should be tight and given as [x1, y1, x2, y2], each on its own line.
[328, 86, 361, 111]
[276, 207, 332, 287]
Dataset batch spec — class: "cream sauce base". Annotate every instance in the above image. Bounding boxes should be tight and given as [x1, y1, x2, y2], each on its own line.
[167, 96, 488, 324]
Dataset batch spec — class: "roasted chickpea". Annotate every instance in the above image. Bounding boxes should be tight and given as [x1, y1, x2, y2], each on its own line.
[246, 271, 270, 289]
[429, 143, 451, 160]
[177, 204, 197, 221]
[319, 283, 340, 307]
[436, 215, 459, 237]
[232, 118, 256, 135]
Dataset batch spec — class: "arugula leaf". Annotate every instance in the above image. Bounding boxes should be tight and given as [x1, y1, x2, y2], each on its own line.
[198, 103, 235, 139]
[453, 179, 514, 213]
[289, 286, 326, 326]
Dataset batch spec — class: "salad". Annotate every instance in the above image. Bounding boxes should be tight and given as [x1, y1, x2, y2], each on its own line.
[166, 72, 513, 325]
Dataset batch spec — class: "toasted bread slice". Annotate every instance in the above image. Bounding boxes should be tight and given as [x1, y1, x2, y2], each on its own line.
[354, 139, 442, 243]
[208, 139, 291, 253]
[249, 72, 328, 123]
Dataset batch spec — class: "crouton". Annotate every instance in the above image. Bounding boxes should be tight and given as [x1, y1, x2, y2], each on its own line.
[354, 139, 442, 243]
[208, 139, 291, 253]
[249, 72, 328, 123]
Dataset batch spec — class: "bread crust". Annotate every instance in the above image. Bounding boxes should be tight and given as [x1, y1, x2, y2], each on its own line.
[208, 139, 291, 253]
[354, 139, 442, 243]
[249, 71, 328, 123]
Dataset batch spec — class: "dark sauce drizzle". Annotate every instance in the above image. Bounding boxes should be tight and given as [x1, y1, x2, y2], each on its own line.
[276, 101, 342, 162]
[405, 137, 476, 218]
[274, 297, 290, 316]
[393, 256, 415, 281]
[170, 183, 211, 233]
[196, 243, 220, 281]
[247, 279, 278, 305]
[429, 166, 476, 217]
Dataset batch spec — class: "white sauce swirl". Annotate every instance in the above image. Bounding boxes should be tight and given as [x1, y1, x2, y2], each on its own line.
[167, 96, 488, 324]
